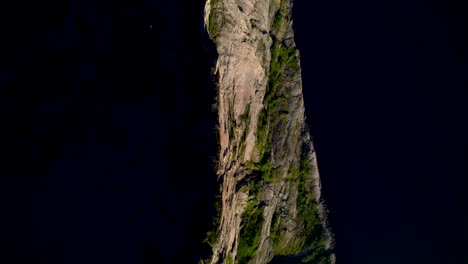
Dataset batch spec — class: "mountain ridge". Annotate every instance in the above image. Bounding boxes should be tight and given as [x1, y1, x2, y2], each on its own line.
[203, 0, 335, 263]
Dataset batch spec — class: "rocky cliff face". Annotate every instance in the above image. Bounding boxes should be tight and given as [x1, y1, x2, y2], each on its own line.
[203, 0, 335, 263]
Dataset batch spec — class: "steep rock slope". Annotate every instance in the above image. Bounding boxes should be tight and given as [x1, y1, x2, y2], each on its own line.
[204, 0, 335, 263]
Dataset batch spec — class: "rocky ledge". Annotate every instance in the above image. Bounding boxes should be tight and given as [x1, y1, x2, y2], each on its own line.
[202, 0, 335, 263]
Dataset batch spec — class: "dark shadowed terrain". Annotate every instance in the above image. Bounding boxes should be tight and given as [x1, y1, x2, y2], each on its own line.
[294, 0, 468, 263]
[0, 0, 218, 263]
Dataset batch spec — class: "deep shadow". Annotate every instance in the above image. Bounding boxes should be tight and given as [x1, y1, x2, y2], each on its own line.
[0, 0, 218, 263]
[293, 0, 468, 263]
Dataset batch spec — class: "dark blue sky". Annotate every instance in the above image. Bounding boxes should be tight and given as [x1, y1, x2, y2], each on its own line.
[0, 0, 218, 263]
[294, 0, 467, 263]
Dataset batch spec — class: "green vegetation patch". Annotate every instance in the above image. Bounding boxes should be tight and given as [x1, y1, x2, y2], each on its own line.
[207, 0, 226, 40]
[203, 193, 222, 247]
[254, 0, 300, 165]
[238, 6, 304, 260]
[294, 143, 331, 261]
[207, 0, 219, 37]
[226, 253, 233, 264]
[237, 199, 264, 263]
[253, 35, 299, 178]
[270, 213, 282, 252]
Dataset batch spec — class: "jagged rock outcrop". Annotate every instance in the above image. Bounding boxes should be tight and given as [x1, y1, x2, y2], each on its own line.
[203, 0, 335, 263]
